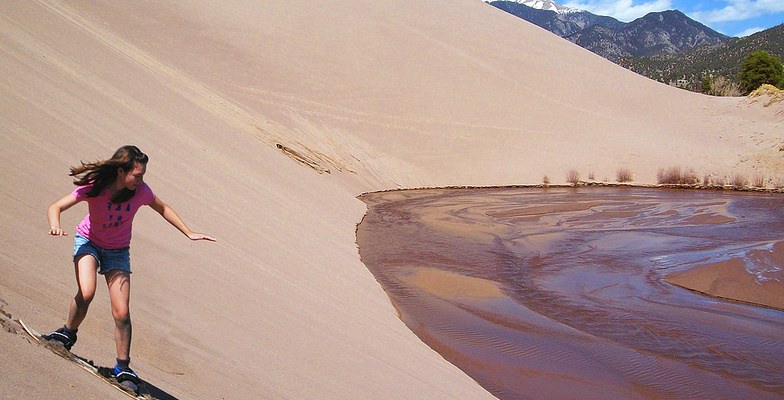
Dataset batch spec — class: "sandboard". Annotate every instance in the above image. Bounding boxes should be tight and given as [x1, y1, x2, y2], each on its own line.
[16, 319, 151, 399]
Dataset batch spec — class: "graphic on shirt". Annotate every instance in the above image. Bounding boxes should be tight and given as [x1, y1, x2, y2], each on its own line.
[103, 202, 133, 229]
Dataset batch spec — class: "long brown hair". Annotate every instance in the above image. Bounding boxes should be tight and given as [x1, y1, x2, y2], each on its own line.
[70, 145, 149, 203]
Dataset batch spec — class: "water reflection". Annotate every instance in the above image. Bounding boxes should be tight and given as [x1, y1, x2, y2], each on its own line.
[357, 187, 784, 400]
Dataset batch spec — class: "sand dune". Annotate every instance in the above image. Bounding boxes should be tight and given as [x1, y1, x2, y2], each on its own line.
[1, 0, 781, 398]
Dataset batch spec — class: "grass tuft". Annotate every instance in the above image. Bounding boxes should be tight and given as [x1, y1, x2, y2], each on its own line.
[566, 169, 580, 186]
[749, 84, 784, 107]
[731, 174, 748, 188]
[752, 174, 765, 188]
[616, 168, 633, 182]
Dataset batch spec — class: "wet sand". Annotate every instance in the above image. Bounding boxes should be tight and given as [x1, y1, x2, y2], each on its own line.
[357, 187, 784, 400]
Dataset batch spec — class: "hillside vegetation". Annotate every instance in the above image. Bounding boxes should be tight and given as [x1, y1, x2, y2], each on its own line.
[618, 24, 784, 92]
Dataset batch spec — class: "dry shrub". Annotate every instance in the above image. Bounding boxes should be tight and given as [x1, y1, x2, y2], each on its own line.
[708, 76, 742, 97]
[616, 168, 633, 182]
[704, 174, 725, 187]
[731, 174, 748, 188]
[683, 169, 698, 185]
[566, 169, 580, 186]
[753, 174, 765, 188]
[657, 166, 698, 185]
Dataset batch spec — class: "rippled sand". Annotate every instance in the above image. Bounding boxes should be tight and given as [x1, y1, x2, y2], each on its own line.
[357, 187, 784, 400]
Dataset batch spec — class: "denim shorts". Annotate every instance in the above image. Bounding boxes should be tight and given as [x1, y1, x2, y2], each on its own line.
[73, 234, 132, 275]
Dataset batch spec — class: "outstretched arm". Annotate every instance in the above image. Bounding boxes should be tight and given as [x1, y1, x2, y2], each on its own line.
[48, 193, 80, 236]
[149, 196, 216, 241]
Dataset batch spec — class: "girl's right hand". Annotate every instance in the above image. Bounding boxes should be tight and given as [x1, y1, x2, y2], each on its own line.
[48, 193, 79, 237]
[49, 227, 68, 236]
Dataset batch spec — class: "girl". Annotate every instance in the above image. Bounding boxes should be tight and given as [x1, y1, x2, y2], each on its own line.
[44, 145, 215, 387]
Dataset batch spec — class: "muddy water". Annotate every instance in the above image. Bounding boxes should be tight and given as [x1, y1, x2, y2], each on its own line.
[356, 187, 784, 400]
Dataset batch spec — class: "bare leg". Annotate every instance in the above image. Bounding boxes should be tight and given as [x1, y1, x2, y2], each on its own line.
[65, 255, 98, 331]
[106, 270, 132, 361]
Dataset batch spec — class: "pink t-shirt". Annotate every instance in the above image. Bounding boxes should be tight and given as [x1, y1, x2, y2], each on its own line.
[73, 182, 156, 249]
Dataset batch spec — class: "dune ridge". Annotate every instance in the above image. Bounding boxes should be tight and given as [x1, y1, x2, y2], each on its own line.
[1, 1, 781, 398]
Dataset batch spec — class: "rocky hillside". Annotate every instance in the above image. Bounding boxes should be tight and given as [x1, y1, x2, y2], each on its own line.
[567, 10, 727, 60]
[618, 24, 784, 90]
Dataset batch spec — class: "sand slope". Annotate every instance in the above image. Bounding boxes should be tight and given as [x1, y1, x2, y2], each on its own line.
[0, 0, 781, 399]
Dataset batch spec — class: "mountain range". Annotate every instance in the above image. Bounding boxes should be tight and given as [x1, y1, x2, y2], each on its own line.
[486, 0, 728, 60]
[483, 0, 784, 91]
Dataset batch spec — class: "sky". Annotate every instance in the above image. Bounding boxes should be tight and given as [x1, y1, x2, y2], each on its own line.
[560, 0, 784, 37]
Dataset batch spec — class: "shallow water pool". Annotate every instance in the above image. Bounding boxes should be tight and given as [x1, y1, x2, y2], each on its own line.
[357, 187, 784, 400]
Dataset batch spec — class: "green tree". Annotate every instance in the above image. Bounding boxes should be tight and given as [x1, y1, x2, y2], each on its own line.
[738, 50, 784, 94]
[701, 76, 712, 93]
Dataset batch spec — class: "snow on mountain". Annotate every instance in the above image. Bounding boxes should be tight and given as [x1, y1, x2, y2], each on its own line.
[483, 0, 579, 14]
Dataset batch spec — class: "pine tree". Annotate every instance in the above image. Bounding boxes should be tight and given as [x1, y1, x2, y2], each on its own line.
[738, 50, 784, 94]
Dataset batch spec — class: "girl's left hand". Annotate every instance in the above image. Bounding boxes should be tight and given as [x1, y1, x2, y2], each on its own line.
[188, 232, 216, 242]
